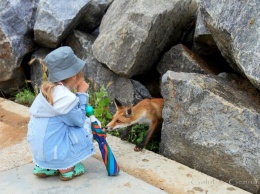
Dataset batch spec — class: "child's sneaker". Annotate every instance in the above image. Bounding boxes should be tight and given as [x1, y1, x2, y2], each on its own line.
[33, 165, 59, 177]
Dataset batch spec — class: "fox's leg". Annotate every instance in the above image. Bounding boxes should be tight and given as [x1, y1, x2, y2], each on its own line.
[121, 125, 132, 141]
[134, 121, 158, 152]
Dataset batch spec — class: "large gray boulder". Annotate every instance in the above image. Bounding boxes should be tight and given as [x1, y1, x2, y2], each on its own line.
[0, 0, 37, 96]
[77, 0, 113, 33]
[160, 71, 260, 193]
[200, 0, 260, 90]
[92, 0, 198, 78]
[157, 44, 211, 77]
[34, 0, 91, 48]
[66, 30, 151, 112]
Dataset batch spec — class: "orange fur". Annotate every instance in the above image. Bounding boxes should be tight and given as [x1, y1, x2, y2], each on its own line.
[106, 98, 164, 151]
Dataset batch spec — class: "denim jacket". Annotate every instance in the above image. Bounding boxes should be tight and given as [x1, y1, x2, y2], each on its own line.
[27, 85, 95, 169]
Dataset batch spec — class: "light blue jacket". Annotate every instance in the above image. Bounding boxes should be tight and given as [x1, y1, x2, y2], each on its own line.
[27, 88, 95, 169]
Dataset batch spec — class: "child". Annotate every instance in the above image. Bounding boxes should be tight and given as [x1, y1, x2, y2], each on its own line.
[27, 46, 95, 181]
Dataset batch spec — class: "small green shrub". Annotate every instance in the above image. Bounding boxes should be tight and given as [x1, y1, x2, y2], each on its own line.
[15, 88, 36, 106]
[110, 124, 160, 153]
[89, 86, 113, 127]
[128, 124, 160, 153]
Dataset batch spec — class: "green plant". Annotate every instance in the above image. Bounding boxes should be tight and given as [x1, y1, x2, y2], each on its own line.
[89, 86, 113, 127]
[129, 124, 160, 153]
[15, 87, 36, 106]
[110, 124, 160, 153]
[109, 129, 121, 137]
[128, 124, 148, 144]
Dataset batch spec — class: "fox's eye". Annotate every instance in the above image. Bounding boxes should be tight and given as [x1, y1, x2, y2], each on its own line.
[116, 120, 121, 123]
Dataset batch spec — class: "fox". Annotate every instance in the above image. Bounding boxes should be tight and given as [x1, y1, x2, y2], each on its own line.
[106, 98, 164, 151]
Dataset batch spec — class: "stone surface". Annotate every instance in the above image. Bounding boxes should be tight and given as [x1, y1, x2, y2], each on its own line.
[160, 71, 260, 193]
[66, 30, 151, 112]
[77, 0, 113, 33]
[200, 0, 260, 90]
[157, 44, 211, 76]
[34, 0, 91, 48]
[192, 7, 218, 56]
[1, 158, 167, 194]
[92, 0, 198, 78]
[192, 7, 234, 75]
[0, 0, 37, 96]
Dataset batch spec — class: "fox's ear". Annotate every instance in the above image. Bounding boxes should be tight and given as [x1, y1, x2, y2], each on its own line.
[114, 98, 122, 110]
[125, 107, 132, 118]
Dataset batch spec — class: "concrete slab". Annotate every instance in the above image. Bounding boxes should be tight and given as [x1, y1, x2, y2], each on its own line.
[93, 136, 251, 194]
[0, 138, 32, 172]
[0, 157, 167, 194]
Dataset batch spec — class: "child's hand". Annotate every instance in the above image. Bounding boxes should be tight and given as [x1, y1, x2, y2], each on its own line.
[77, 80, 89, 93]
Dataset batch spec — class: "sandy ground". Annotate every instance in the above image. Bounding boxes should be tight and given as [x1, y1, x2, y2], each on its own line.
[0, 107, 28, 149]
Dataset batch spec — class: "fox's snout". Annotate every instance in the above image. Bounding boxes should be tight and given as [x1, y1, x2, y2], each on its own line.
[105, 125, 114, 131]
